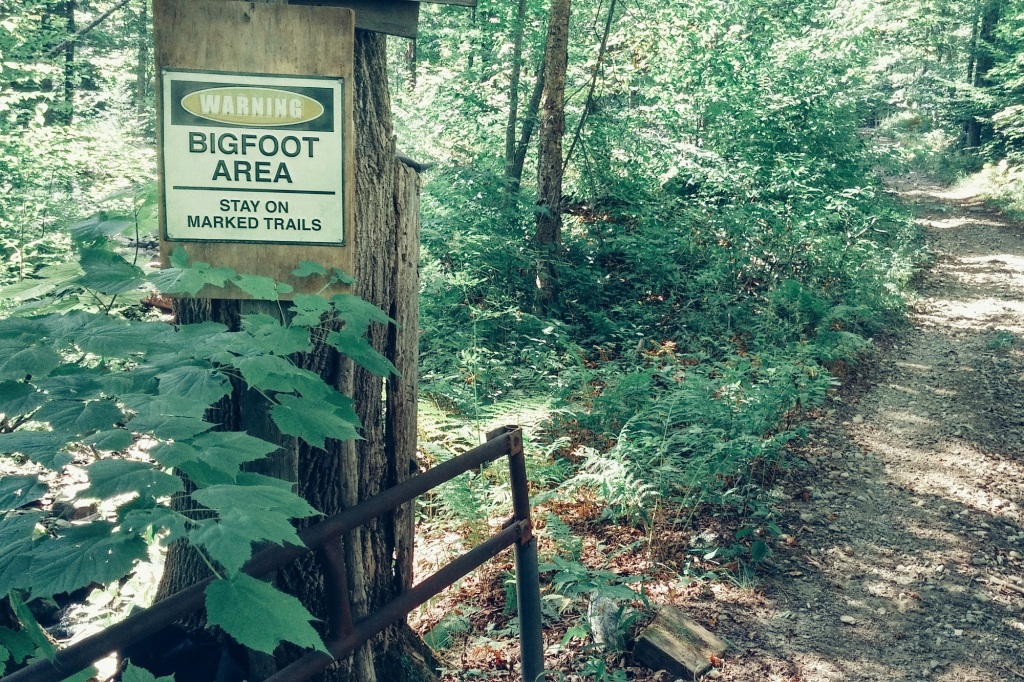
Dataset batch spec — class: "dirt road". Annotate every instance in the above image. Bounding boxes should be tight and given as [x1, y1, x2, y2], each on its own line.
[716, 175, 1024, 681]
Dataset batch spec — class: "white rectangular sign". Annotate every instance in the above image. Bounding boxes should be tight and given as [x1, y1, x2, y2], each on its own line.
[161, 70, 345, 246]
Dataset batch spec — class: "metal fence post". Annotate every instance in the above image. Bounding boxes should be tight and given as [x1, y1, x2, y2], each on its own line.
[503, 427, 545, 682]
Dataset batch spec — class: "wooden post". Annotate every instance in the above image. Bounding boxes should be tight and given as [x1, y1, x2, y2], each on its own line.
[155, 0, 355, 298]
[153, 3, 427, 680]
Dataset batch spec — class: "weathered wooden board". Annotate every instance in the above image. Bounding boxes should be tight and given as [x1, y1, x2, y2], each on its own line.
[289, 0, 420, 38]
[154, 0, 355, 298]
[633, 606, 728, 680]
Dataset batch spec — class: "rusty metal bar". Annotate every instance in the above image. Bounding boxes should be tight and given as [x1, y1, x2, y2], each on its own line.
[506, 426, 545, 682]
[3, 430, 520, 682]
[264, 521, 526, 682]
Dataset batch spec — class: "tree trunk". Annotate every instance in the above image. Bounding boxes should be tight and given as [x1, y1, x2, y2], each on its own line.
[534, 0, 570, 306]
[503, 0, 528, 183]
[405, 38, 417, 90]
[507, 59, 545, 193]
[156, 28, 429, 682]
[136, 0, 151, 121]
[966, 0, 1000, 148]
[62, 0, 75, 124]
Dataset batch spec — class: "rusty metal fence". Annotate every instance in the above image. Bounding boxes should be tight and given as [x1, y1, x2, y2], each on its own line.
[4, 426, 545, 682]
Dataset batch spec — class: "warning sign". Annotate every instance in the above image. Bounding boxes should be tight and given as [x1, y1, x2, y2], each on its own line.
[161, 70, 346, 246]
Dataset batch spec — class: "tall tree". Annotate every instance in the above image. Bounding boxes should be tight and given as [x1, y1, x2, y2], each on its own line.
[61, 0, 75, 124]
[135, 0, 151, 120]
[534, 0, 570, 305]
[503, 0, 528, 182]
[966, 0, 1003, 147]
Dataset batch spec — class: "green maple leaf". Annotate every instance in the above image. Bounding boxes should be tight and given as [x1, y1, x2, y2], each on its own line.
[187, 483, 316, 571]
[82, 460, 183, 501]
[34, 399, 122, 435]
[33, 367, 108, 401]
[206, 573, 326, 654]
[84, 429, 135, 452]
[76, 248, 146, 295]
[192, 484, 318, 519]
[0, 346, 61, 381]
[292, 261, 327, 278]
[66, 315, 165, 356]
[149, 261, 235, 296]
[0, 475, 47, 512]
[189, 508, 302, 575]
[130, 413, 215, 440]
[329, 294, 391, 335]
[190, 431, 281, 471]
[271, 393, 360, 448]
[0, 317, 50, 342]
[157, 365, 231, 406]
[0, 381, 45, 419]
[120, 506, 189, 542]
[29, 521, 147, 598]
[240, 314, 311, 355]
[0, 432, 72, 470]
[0, 513, 42, 596]
[234, 354, 319, 393]
[0, 262, 81, 303]
[326, 329, 399, 377]
[233, 274, 283, 300]
[0, 625, 36, 665]
[289, 294, 332, 327]
[149, 432, 277, 477]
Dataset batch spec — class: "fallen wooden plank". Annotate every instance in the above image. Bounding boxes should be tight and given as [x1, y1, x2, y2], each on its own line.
[633, 606, 728, 680]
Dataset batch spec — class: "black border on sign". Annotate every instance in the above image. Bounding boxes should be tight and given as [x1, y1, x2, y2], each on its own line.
[160, 68, 347, 247]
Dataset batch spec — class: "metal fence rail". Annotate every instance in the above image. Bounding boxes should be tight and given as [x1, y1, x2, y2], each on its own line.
[3, 426, 544, 682]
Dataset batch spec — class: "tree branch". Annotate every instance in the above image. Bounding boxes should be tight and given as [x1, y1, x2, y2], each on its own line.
[47, 0, 134, 58]
[563, 0, 617, 174]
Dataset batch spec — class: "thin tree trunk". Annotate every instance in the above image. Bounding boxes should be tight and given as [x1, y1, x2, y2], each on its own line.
[563, 0, 615, 173]
[136, 0, 150, 120]
[62, 0, 76, 125]
[405, 38, 417, 90]
[503, 0, 528, 182]
[508, 58, 545, 193]
[966, 0, 1000, 148]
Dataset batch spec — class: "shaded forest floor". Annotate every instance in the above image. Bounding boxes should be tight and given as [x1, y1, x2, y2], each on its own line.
[704, 173, 1024, 681]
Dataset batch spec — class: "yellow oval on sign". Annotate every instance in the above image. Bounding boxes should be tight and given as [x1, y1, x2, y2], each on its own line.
[180, 87, 325, 127]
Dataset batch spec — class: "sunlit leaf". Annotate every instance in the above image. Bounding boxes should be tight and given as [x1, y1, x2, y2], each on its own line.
[82, 460, 183, 501]
[34, 399, 122, 435]
[30, 521, 147, 598]
[0, 475, 46, 512]
[0, 432, 71, 470]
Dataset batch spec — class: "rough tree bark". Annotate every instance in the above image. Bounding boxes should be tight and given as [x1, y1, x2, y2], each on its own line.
[534, 0, 570, 307]
[155, 26, 428, 682]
